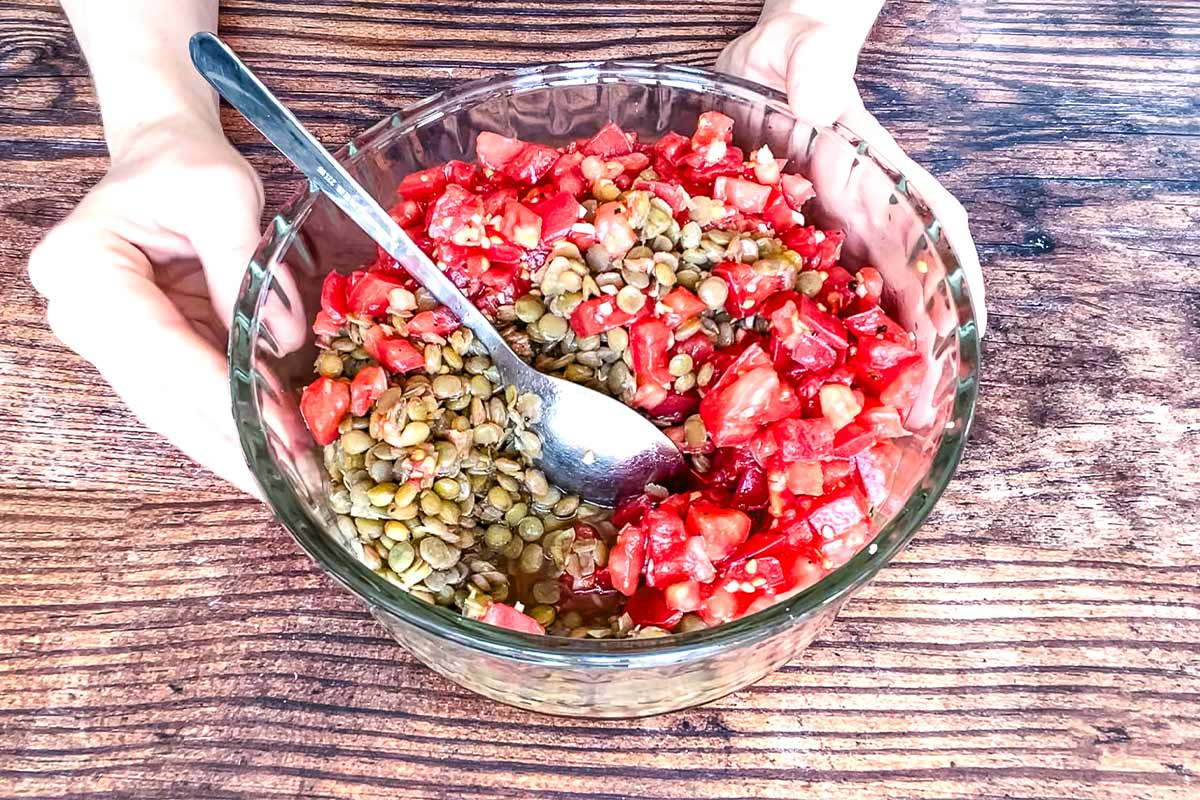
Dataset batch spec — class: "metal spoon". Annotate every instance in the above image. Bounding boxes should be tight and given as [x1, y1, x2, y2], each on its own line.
[190, 32, 684, 505]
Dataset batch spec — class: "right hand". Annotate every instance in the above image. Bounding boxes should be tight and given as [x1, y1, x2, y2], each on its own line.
[28, 114, 266, 496]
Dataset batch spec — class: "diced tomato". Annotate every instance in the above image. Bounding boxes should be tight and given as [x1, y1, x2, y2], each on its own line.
[347, 272, 403, 318]
[391, 199, 423, 228]
[320, 272, 348, 323]
[784, 226, 846, 272]
[397, 165, 447, 201]
[855, 267, 885, 306]
[505, 143, 560, 185]
[475, 131, 526, 172]
[780, 174, 816, 209]
[880, 357, 927, 414]
[300, 376, 350, 446]
[498, 200, 542, 249]
[860, 404, 908, 438]
[644, 508, 715, 588]
[594, 201, 638, 259]
[444, 159, 476, 187]
[312, 310, 341, 338]
[752, 146, 783, 185]
[664, 580, 703, 613]
[708, 339, 772, 394]
[832, 421, 877, 459]
[770, 416, 835, 461]
[682, 145, 746, 186]
[349, 366, 388, 417]
[723, 555, 786, 594]
[407, 307, 459, 338]
[653, 130, 691, 166]
[635, 179, 690, 214]
[428, 184, 485, 245]
[784, 461, 823, 496]
[625, 586, 683, 629]
[629, 318, 674, 409]
[533, 191, 583, 245]
[845, 305, 909, 342]
[658, 287, 707, 329]
[480, 602, 545, 635]
[482, 187, 520, 217]
[698, 586, 744, 626]
[674, 331, 715, 364]
[691, 111, 734, 148]
[855, 441, 902, 509]
[362, 326, 425, 374]
[808, 483, 870, 538]
[699, 364, 797, 447]
[766, 295, 837, 372]
[614, 152, 651, 173]
[582, 122, 635, 158]
[713, 176, 772, 214]
[570, 297, 643, 337]
[608, 524, 646, 597]
[686, 502, 752, 562]
[762, 189, 799, 233]
[714, 261, 789, 319]
[852, 336, 918, 373]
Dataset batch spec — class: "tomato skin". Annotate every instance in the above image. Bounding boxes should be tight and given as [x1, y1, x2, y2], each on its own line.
[686, 502, 752, 563]
[300, 377, 350, 446]
[714, 261, 789, 319]
[691, 111, 735, 148]
[699, 365, 797, 447]
[569, 297, 643, 338]
[363, 326, 425, 374]
[582, 121, 635, 158]
[428, 184, 486, 245]
[533, 191, 583, 245]
[407, 307, 460, 338]
[480, 602, 546, 635]
[625, 586, 684, 629]
[349, 366, 388, 417]
[658, 287, 707, 329]
[608, 524, 647, 597]
[347, 272, 403, 318]
[713, 176, 772, 214]
[498, 200, 543, 249]
[475, 131, 526, 172]
[397, 165, 447, 201]
[320, 272, 349, 323]
[629, 318, 675, 410]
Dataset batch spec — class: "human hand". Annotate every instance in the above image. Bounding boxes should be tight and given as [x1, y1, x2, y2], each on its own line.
[718, 5, 987, 333]
[28, 115, 266, 495]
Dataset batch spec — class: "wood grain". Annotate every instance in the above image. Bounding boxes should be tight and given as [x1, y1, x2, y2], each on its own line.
[1, 0, 1198, 797]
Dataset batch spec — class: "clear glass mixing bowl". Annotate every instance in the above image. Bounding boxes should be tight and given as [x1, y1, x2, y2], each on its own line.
[230, 61, 980, 717]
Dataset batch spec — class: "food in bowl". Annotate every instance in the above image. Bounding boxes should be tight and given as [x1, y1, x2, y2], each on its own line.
[299, 113, 922, 639]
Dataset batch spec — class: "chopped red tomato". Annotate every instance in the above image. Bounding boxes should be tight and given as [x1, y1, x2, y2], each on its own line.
[845, 305, 909, 341]
[664, 580, 703, 613]
[714, 261, 789, 318]
[570, 297, 644, 337]
[766, 295, 837, 371]
[832, 421, 877, 459]
[713, 176, 772, 214]
[397, 165, 447, 201]
[346, 272, 403, 318]
[691, 111, 734, 148]
[880, 357, 926, 414]
[770, 416, 835, 461]
[699, 365, 797, 447]
[674, 331, 715, 364]
[498, 200, 542, 249]
[533, 191, 583, 244]
[658, 287, 707, 328]
[635, 179, 690, 214]
[320, 272, 348, 323]
[300, 376, 350, 446]
[629, 318, 675, 409]
[363, 326, 425, 373]
[480, 602, 545, 635]
[608, 524, 647, 597]
[444, 160, 476, 187]
[784, 461, 824, 496]
[686, 502, 751, 562]
[407, 307, 459, 338]
[860, 404, 908, 438]
[312, 310, 341, 338]
[653, 130, 691, 165]
[349, 366, 388, 417]
[428, 184, 485, 245]
[505, 143, 559, 185]
[475, 131, 526, 172]
[780, 174, 816, 209]
[854, 441, 901, 508]
[625, 586, 683, 629]
[808, 484, 870, 539]
[582, 121, 635, 158]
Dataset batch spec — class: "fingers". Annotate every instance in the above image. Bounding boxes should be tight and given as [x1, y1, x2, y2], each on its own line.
[183, 155, 265, 330]
[28, 205, 263, 498]
[837, 101, 987, 335]
[781, 26, 861, 127]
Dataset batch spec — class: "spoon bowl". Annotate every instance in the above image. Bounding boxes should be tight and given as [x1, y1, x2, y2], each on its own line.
[190, 32, 684, 505]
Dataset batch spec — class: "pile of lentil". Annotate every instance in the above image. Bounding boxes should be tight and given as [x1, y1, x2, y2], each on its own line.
[301, 115, 923, 638]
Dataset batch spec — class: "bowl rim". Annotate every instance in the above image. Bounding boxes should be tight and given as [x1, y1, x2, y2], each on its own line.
[230, 60, 981, 668]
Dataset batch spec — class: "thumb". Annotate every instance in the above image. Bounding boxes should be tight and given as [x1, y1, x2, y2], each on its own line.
[187, 158, 265, 329]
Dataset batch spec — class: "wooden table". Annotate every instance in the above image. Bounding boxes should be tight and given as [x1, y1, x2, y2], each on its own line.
[2, 1, 1197, 797]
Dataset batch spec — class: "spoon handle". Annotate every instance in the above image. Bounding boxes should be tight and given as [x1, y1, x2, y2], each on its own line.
[189, 32, 504, 348]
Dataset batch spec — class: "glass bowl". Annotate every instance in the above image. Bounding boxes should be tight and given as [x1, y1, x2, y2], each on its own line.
[230, 61, 980, 717]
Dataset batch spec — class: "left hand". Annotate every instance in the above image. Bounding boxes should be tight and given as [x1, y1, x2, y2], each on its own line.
[717, 9, 987, 334]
